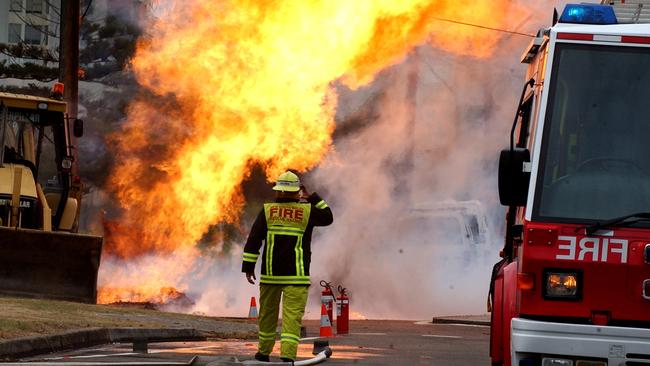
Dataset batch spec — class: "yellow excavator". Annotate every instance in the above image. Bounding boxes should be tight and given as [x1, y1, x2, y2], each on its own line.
[0, 88, 102, 304]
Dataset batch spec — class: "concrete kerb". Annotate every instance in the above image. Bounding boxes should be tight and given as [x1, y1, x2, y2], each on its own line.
[0, 328, 210, 360]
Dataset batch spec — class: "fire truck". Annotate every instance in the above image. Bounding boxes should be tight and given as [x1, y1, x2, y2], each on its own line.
[490, 2, 650, 365]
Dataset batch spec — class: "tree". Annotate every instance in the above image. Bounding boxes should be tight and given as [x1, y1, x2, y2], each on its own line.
[80, 15, 141, 80]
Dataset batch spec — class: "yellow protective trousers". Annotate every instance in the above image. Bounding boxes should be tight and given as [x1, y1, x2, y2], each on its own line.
[258, 284, 309, 360]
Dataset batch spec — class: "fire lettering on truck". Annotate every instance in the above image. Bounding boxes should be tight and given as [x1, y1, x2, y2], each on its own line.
[556, 236, 628, 263]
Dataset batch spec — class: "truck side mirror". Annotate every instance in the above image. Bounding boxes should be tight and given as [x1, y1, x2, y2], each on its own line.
[73, 119, 84, 138]
[498, 148, 531, 206]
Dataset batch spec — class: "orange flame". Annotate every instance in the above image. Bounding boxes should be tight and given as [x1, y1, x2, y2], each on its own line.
[350, 311, 369, 321]
[98, 286, 186, 305]
[100, 0, 527, 303]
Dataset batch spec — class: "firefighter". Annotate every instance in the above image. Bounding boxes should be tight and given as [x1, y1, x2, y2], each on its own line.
[242, 171, 333, 363]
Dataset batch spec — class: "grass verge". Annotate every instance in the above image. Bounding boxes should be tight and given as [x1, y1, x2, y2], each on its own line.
[0, 296, 256, 340]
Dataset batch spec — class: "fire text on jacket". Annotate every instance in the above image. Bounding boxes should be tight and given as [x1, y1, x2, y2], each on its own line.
[269, 206, 304, 223]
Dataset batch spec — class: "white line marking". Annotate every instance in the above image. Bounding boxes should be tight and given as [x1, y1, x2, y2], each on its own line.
[149, 345, 221, 354]
[442, 323, 490, 328]
[299, 337, 321, 342]
[44, 352, 137, 360]
[415, 321, 489, 328]
[421, 334, 462, 339]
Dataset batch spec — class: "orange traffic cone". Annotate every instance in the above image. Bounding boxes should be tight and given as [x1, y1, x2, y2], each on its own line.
[248, 297, 258, 320]
[319, 303, 334, 337]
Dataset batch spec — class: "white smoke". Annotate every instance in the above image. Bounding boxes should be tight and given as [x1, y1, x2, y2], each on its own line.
[304, 51, 509, 319]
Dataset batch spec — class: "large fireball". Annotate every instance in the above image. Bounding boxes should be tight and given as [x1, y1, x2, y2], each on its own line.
[101, 0, 526, 303]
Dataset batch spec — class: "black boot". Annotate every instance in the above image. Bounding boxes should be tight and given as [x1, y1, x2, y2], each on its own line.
[280, 357, 294, 364]
[254, 352, 270, 362]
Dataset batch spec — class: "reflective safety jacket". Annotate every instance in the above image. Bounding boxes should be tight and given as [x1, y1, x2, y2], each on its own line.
[242, 193, 333, 285]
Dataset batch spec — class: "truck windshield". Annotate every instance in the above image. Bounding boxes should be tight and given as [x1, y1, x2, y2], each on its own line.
[534, 43, 650, 222]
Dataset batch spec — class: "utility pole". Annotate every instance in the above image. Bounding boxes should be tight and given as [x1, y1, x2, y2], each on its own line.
[58, 0, 82, 231]
[59, 0, 80, 120]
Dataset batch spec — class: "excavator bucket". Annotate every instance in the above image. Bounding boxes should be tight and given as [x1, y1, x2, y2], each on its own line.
[0, 227, 102, 303]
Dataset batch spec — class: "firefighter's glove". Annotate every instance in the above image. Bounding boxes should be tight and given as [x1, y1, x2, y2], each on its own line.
[299, 185, 310, 201]
[246, 272, 256, 285]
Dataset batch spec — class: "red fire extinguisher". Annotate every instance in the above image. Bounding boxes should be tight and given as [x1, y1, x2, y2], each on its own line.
[336, 285, 349, 335]
[320, 280, 335, 324]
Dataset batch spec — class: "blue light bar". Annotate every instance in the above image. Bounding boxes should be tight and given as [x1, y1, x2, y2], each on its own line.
[560, 3, 618, 25]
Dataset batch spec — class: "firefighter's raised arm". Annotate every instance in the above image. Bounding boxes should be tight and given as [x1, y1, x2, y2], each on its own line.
[305, 188, 333, 226]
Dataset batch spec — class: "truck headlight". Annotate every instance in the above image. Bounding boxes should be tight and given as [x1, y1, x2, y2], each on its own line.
[544, 270, 580, 300]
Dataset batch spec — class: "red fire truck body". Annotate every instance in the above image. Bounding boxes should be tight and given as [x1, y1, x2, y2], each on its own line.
[491, 2, 650, 365]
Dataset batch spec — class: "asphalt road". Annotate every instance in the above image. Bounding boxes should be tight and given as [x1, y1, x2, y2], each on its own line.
[23, 320, 490, 365]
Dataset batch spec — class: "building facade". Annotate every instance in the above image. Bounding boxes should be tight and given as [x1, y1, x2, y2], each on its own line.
[0, 0, 61, 64]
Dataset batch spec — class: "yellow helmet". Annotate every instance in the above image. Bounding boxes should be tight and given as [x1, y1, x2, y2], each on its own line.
[273, 171, 301, 192]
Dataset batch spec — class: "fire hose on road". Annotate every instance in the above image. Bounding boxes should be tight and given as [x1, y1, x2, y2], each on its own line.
[240, 347, 332, 366]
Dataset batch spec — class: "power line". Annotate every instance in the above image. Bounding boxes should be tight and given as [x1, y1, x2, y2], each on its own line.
[12, 12, 60, 39]
[82, 0, 93, 21]
[421, 56, 453, 91]
[44, 0, 61, 17]
[431, 17, 535, 38]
